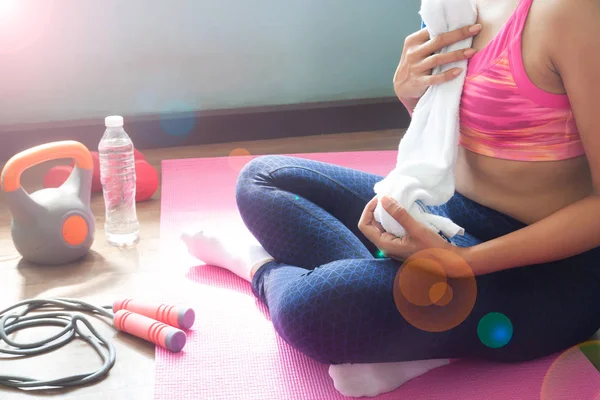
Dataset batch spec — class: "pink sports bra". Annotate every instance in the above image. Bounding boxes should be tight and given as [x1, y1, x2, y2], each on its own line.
[459, 0, 584, 161]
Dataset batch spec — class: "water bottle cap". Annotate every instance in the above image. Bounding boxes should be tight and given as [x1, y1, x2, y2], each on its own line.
[105, 115, 124, 128]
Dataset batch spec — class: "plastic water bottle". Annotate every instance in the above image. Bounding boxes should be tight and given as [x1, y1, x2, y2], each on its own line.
[99, 115, 140, 246]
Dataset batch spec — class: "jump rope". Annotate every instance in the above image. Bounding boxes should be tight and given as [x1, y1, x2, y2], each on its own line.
[0, 298, 195, 390]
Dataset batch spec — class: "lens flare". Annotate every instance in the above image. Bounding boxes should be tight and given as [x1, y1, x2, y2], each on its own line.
[227, 148, 252, 173]
[0, 0, 55, 55]
[159, 101, 196, 137]
[477, 312, 513, 349]
[0, 0, 18, 19]
[429, 281, 453, 306]
[541, 341, 599, 400]
[393, 248, 477, 333]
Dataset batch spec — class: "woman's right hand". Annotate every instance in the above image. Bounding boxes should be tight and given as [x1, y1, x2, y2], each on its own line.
[394, 24, 482, 107]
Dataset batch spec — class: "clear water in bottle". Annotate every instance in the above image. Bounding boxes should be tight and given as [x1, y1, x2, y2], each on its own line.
[99, 115, 140, 246]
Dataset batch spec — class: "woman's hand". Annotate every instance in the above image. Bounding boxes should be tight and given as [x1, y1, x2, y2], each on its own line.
[358, 196, 456, 260]
[394, 24, 482, 111]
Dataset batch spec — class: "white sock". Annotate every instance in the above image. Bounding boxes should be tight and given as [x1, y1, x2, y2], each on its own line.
[181, 230, 274, 281]
[328, 359, 450, 398]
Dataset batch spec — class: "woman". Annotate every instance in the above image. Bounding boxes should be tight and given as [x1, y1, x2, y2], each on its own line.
[185, 0, 600, 396]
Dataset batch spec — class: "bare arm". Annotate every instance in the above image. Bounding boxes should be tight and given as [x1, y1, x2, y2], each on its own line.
[459, 0, 600, 275]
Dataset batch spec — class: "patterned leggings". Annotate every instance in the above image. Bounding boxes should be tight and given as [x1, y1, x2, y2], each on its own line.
[235, 155, 600, 365]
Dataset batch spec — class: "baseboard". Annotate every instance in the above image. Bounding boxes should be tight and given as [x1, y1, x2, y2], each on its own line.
[0, 97, 409, 161]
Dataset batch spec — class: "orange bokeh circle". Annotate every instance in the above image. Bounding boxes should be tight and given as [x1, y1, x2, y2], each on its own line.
[429, 282, 453, 306]
[393, 248, 477, 333]
[227, 148, 252, 173]
[541, 340, 599, 400]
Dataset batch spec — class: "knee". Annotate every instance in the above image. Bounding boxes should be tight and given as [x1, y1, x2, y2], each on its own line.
[236, 156, 272, 207]
[236, 155, 283, 199]
[237, 155, 285, 184]
[235, 155, 286, 230]
[269, 259, 393, 364]
[236, 155, 296, 215]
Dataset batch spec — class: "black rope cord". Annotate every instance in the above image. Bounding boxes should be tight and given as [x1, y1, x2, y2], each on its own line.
[0, 298, 116, 390]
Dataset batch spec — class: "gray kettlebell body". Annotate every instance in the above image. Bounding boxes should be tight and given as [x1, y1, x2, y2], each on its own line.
[1, 141, 95, 265]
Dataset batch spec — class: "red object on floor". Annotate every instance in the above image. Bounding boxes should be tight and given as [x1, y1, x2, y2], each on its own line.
[43, 149, 157, 202]
[43, 165, 73, 189]
[135, 159, 159, 202]
[134, 148, 145, 161]
[44, 151, 100, 191]
[90, 151, 102, 192]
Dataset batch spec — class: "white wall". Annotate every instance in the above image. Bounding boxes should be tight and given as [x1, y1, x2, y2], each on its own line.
[0, 0, 420, 126]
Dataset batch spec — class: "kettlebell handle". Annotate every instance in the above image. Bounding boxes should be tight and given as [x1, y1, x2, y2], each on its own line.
[1, 141, 94, 193]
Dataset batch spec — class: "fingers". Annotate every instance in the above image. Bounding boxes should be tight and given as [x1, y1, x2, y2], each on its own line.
[372, 218, 385, 234]
[416, 48, 477, 73]
[358, 197, 378, 226]
[380, 231, 401, 243]
[398, 23, 480, 95]
[358, 197, 377, 234]
[377, 232, 413, 261]
[381, 196, 421, 235]
[418, 24, 482, 57]
[422, 67, 464, 86]
[358, 197, 420, 260]
[358, 197, 382, 242]
[404, 27, 431, 47]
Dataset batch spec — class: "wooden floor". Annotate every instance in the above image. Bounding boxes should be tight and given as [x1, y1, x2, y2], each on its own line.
[0, 130, 401, 400]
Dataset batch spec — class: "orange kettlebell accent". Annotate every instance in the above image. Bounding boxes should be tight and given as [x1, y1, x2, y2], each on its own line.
[62, 215, 89, 246]
[2, 141, 93, 193]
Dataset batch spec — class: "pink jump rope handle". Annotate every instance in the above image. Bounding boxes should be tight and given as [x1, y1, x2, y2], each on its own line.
[113, 310, 187, 352]
[113, 298, 195, 330]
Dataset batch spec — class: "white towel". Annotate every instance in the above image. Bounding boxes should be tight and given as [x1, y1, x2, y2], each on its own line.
[373, 0, 478, 239]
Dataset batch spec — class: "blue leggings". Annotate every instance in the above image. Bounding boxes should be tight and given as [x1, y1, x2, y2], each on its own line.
[235, 155, 600, 365]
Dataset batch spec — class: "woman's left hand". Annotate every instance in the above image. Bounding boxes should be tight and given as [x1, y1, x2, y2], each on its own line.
[358, 196, 455, 260]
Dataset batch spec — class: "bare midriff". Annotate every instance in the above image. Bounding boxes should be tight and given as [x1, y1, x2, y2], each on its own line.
[455, 148, 592, 224]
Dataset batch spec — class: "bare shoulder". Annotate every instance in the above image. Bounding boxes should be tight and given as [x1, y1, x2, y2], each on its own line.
[538, 0, 600, 46]
[526, 0, 600, 75]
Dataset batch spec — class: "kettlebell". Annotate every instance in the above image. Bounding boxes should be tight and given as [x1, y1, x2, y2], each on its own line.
[1, 140, 95, 265]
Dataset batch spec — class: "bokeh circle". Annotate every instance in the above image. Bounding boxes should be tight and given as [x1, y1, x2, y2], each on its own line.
[227, 148, 252, 174]
[393, 248, 477, 333]
[159, 101, 196, 138]
[477, 312, 513, 349]
[541, 340, 599, 400]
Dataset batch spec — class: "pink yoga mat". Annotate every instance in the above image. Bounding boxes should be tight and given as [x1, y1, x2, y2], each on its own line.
[155, 151, 600, 400]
